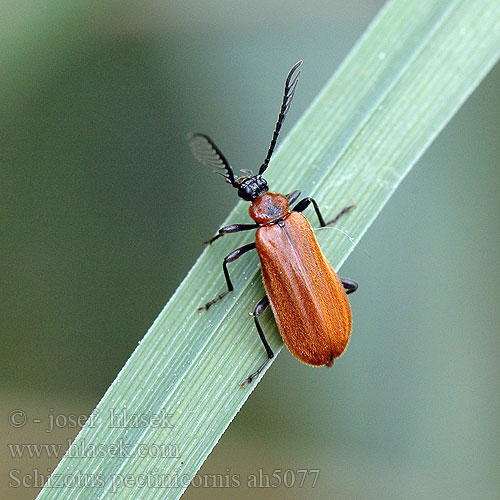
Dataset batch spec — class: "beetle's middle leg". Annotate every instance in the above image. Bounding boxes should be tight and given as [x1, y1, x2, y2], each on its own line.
[198, 242, 256, 311]
[292, 197, 355, 227]
[242, 295, 273, 386]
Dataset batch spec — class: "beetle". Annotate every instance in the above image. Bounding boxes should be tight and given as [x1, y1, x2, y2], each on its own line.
[188, 60, 357, 385]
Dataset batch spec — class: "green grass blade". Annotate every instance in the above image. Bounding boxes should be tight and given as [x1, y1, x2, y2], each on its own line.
[36, 0, 500, 498]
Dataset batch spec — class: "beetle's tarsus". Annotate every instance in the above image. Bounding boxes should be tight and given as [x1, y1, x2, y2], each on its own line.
[325, 203, 356, 226]
[199, 290, 230, 311]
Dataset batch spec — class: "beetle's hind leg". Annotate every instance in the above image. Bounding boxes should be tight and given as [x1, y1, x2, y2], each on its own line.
[292, 197, 355, 227]
[198, 242, 256, 311]
[242, 295, 274, 386]
[341, 277, 358, 295]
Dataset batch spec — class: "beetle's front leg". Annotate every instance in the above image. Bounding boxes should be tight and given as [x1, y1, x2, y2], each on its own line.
[286, 190, 301, 204]
[198, 242, 256, 311]
[292, 197, 355, 227]
[204, 223, 259, 245]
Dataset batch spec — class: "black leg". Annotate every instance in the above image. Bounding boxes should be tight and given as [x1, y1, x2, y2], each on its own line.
[204, 223, 259, 245]
[286, 190, 301, 205]
[292, 197, 355, 227]
[242, 295, 274, 386]
[198, 242, 256, 311]
[326, 204, 356, 226]
[341, 277, 358, 295]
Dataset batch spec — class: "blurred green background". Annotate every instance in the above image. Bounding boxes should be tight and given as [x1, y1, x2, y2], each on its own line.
[1, 1, 499, 499]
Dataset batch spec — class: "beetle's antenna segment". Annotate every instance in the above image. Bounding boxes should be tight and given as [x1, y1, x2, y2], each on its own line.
[187, 133, 239, 188]
[258, 60, 302, 176]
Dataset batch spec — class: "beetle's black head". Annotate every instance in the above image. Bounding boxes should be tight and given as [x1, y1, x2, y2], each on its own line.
[236, 174, 269, 202]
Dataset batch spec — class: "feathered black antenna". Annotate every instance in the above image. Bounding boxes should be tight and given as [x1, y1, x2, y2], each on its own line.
[258, 60, 302, 175]
[187, 133, 238, 188]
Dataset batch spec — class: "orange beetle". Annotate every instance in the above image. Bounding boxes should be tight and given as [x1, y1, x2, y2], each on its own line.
[188, 61, 357, 385]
